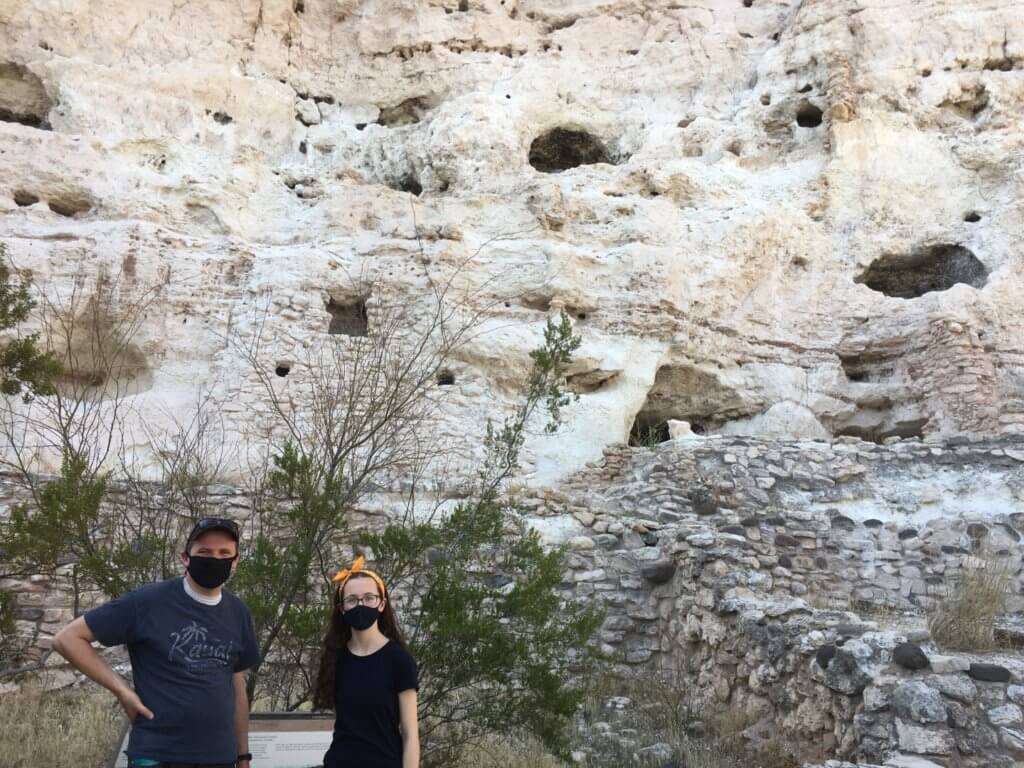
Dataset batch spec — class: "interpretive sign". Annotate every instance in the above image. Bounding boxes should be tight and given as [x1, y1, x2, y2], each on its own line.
[110, 713, 334, 768]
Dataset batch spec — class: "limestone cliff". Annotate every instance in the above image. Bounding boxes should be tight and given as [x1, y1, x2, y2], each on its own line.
[1, 0, 1023, 482]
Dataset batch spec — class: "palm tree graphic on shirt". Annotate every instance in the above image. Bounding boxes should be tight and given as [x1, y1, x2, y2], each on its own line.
[180, 621, 207, 644]
[168, 620, 233, 669]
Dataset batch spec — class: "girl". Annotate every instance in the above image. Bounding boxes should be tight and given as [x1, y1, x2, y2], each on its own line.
[314, 556, 420, 768]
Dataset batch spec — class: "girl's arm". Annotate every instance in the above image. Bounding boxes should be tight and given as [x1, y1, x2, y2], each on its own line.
[399, 689, 420, 768]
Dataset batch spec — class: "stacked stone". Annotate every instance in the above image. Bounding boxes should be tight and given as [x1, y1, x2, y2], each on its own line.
[921, 319, 1002, 437]
[3, 435, 1024, 764]
[541, 435, 1024, 765]
[550, 436, 1024, 619]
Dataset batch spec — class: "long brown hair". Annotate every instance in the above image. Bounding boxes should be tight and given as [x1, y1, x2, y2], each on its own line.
[312, 572, 407, 710]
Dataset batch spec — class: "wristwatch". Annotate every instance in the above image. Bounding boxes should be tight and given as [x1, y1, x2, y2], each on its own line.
[237, 754, 253, 762]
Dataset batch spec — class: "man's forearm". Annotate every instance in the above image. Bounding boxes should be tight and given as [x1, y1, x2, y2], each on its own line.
[234, 679, 250, 757]
[53, 634, 130, 698]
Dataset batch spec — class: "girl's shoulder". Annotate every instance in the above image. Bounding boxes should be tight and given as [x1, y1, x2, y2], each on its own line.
[382, 640, 417, 674]
[383, 639, 415, 662]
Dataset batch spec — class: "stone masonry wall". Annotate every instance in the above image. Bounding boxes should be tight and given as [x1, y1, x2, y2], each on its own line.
[525, 435, 1024, 766]
[3, 434, 1024, 765]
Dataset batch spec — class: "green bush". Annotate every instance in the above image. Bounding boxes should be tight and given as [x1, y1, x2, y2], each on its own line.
[366, 312, 601, 766]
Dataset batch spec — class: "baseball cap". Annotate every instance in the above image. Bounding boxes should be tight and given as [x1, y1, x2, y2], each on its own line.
[186, 517, 241, 551]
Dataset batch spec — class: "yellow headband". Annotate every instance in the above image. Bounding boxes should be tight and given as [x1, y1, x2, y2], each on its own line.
[332, 555, 386, 597]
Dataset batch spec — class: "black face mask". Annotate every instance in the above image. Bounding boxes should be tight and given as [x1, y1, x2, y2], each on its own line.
[343, 605, 380, 631]
[187, 555, 234, 589]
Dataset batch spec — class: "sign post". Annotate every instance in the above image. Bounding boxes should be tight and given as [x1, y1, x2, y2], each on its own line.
[110, 713, 334, 768]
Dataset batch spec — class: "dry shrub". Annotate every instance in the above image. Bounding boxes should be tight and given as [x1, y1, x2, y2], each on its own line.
[929, 555, 1012, 651]
[0, 683, 122, 768]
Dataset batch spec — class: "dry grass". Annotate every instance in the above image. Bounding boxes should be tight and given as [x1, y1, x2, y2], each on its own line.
[568, 666, 797, 768]
[456, 735, 568, 768]
[0, 683, 123, 768]
[929, 555, 1012, 651]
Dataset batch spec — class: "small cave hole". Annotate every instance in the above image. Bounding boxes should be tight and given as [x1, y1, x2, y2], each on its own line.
[212, 111, 233, 124]
[983, 58, 1014, 72]
[275, 363, 291, 377]
[760, 93, 772, 106]
[326, 298, 369, 336]
[396, 175, 423, 196]
[966, 523, 990, 554]
[521, 294, 553, 313]
[13, 190, 39, 207]
[795, 101, 823, 127]
[355, 122, 367, 131]
[629, 416, 671, 446]
[742, 0, 753, 6]
[378, 96, 439, 128]
[299, 140, 308, 154]
[797, 83, 813, 93]
[458, 0, 469, 9]
[528, 127, 613, 173]
[567, 369, 618, 394]
[855, 243, 988, 299]
[48, 195, 92, 217]
[0, 63, 53, 130]
[835, 418, 928, 444]
[964, 211, 981, 223]
[293, 0, 305, 12]
[839, 352, 895, 383]
[437, 369, 456, 386]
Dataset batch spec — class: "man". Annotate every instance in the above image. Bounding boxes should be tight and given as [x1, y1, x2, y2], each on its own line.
[53, 517, 260, 768]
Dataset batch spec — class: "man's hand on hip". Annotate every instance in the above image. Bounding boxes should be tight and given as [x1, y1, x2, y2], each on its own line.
[116, 687, 155, 721]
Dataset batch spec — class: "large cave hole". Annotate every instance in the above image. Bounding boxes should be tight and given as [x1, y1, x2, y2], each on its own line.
[0, 63, 53, 129]
[326, 297, 368, 336]
[528, 127, 613, 173]
[855, 244, 988, 299]
[628, 364, 758, 446]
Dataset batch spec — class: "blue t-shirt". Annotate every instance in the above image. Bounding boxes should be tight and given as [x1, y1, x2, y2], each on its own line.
[84, 577, 260, 763]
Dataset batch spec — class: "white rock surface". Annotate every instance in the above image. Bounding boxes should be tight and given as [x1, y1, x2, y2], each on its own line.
[1, 0, 1023, 483]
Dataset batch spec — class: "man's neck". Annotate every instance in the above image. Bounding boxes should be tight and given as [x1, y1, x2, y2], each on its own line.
[184, 572, 223, 603]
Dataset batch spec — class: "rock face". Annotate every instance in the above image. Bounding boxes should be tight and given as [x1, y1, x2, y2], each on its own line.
[1, 0, 1024, 482]
[3, 3, 1024, 767]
